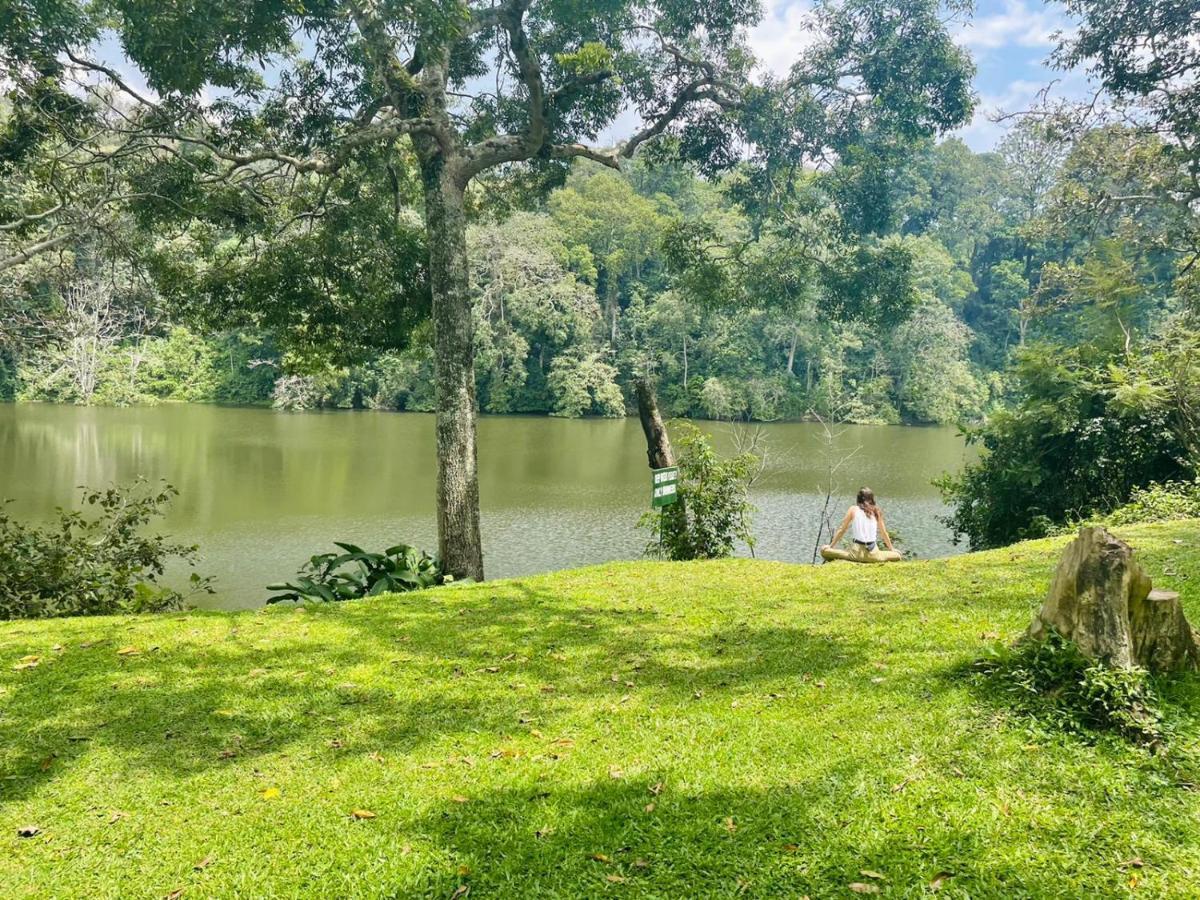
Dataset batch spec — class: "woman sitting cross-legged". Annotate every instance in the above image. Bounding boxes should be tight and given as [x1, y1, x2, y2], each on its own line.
[820, 487, 903, 564]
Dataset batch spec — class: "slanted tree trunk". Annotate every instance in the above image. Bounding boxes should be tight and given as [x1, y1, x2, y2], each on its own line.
[635, 375, 674, 469]
[635, 374, 687, 546]
[1025, 526, 1200, 673]
[419, 154, 484, 582]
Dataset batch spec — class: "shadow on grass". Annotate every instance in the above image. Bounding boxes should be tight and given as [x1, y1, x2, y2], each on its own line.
[396, 762, 1156, 898]
[0, 583, 867, 806]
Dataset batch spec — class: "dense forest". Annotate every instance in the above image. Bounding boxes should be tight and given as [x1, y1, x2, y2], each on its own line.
[3, 122, 1189, 428]
[3, 0, 1198, 567]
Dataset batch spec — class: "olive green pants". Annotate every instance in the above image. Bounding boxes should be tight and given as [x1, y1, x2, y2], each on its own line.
[820, 543, 902, 564]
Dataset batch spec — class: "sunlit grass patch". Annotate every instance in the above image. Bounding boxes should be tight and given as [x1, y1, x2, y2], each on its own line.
[3, 521, 1200, 897]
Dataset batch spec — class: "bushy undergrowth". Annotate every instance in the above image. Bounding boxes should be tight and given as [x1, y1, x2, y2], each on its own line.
[1101, 479, 1200, 527]
[267, 541, 444, 603]
[972, 630, 1165, 747]
[639, 424, 757, 560]
[0, 481, 212, 619]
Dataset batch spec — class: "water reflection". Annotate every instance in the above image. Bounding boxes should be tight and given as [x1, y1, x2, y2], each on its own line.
[0, 404, 972, 608]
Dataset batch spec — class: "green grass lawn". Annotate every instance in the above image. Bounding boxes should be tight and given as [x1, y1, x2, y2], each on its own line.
[3, 522, 1200, 898]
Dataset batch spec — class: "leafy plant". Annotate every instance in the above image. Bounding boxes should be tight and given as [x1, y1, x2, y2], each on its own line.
[972, 630, 1164, 747]
[267, 542, 445, 604]
[640, 424, 758, 561]
[936, 341, 1192, 549]
[1101, 479, 1200, 527]
[0, 480, 212, 619]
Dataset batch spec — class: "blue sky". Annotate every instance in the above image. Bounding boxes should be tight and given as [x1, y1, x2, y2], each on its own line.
[734, 0, 1086, 151]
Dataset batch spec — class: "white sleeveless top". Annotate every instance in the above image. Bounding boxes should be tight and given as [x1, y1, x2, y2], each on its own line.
[850, 506, 878, 543]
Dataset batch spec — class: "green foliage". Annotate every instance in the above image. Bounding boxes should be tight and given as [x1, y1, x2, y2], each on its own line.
[546, 351, 624, 418]
[0, 480, 212, 619]
[1100, 480, 1200, 528]
[640, 424, 757, 560]
[937, 340, 1194, 549]
[266, 542, 444, 604]
[0, 346, 17, 400]
[972, 630, 1164, 747]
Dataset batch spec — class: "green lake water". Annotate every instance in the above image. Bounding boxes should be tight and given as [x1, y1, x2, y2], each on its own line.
[0, 404, 973, 609]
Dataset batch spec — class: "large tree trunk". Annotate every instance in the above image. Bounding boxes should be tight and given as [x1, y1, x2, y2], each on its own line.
[1026, 526, 1200, 673]
[420, 156, 484, 582]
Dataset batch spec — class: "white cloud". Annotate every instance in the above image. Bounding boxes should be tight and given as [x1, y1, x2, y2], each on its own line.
[747, 0, 819, 78]
[954, 0, 1066, 51]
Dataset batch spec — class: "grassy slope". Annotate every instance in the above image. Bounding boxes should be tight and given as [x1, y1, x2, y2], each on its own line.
[2, 523, 1200, 899]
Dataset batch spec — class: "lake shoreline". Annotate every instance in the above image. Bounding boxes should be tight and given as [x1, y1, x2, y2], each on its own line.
[0, 404, 973, 608]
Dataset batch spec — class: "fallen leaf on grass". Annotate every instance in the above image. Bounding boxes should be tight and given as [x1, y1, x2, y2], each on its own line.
[650, 782, 664, 795]
[848, 883, 879, 894]
[350, 809, 377, 820]
[193, 855, 213, 872]
[457, 865, 471, 876]
[724, 817, 737, 833]
[117, 647, 140, 656]
[164, 889, 185, 900]
[643, 802, 655, 813]
[260, 787, 281, 800]
[450, 886, 469, 899]
[860, 870, 886, 881]
[17, 825, 41, 837]
[452, 796, 470, 804]
[535, 826, 554, 839]
[1119, 857, 1145, 870]
[108, 810, 128, 824]
[590, 853, 612, 863]
[605, 875, 627, 883]
[929, 871, 954, 891]
[781, 843, 800, 853]
[608, 766, 624, 780]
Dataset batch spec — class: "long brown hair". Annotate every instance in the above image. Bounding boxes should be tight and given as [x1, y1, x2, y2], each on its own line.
[856, 487, 881, 520]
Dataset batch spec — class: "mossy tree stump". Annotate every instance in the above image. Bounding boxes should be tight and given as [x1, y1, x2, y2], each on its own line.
[1026, 526, 1200, 673]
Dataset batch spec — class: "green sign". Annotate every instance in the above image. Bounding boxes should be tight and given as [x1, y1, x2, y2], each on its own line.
[651, 466, 680, 508]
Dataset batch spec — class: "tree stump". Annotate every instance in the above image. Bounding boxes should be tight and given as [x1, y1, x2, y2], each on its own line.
[1025, 526, 1200, 673]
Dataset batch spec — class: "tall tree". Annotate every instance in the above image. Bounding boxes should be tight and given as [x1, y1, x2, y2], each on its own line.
[2, 0, 974, 579]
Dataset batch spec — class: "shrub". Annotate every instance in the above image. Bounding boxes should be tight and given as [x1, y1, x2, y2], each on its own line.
[0, 481, 212, 619]
[267, 542, 445, 603]
[1102, 479, 1200, 527]
[936, 342, 1191, 549]
[640, 424, 758, 560]
[972, 630, 1164, 747]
